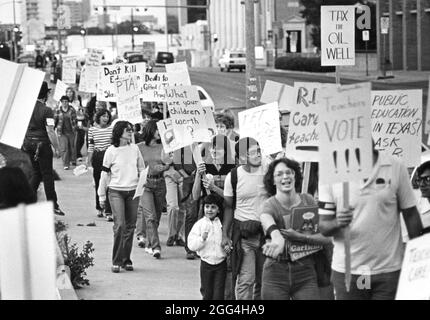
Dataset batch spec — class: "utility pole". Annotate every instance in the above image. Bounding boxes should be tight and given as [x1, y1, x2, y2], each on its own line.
[165, 0, 169, 52]
[206, 0, 212, 67]
[131, 8, 135, 51]
[245, 0, 258, 109]
[56, 0, 62, 60]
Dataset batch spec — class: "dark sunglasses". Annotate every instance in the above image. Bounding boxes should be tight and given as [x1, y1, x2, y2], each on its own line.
[416, 176, 430, 185]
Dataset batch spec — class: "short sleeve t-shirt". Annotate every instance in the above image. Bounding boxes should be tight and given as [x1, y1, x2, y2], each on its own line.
[318, 153, 416, 275]
[224, 166, 268, 221]
[25, 101, 54, 142]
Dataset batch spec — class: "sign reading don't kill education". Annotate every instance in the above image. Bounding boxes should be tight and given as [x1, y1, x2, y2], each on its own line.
[321, 6, 355, 66]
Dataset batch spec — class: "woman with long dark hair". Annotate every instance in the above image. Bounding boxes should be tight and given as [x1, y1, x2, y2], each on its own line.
[259, 158, 330, 300]
[0, 167, 37, 209]
[98, 121, 145, 273]
[136, 120, 169, 259]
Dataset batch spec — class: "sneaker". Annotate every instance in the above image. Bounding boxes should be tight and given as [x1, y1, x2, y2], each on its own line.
[54, 208, 65, 216]
[152, 249, 161, 259]
[106, 215, 113, 222]
[111, 265, 120, 273]
[186, 252, 197, 260]
[97, 210, 104, 218]
[63, 166, 69, 170]
[122, 264, 133, 271]
[175, 238, 186, 247]
[166, 237, 175, 247]
[137, 236, 146, 248]
[145, 247, 153, 255]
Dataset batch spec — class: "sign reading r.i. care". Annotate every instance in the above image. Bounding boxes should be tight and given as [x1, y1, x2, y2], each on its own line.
[321, 6, 355, 66]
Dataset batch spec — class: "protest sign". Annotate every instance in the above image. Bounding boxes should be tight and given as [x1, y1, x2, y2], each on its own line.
[396, 233, 430, 300]
[116, 74, 143, 124]
[53, 79, 68, 102]
[321, 6, 355, 66]
[318, 83, 373, 184]
[238, 102, 283, 156]
[78, 65, 88, 92]
[80, 49, 103, 93]
[371, 90, 422, 167]
[141, 73, 169, 102]
[425, 77, 430, 134]
[260, 80, 294, 112]
[202, 106, 217, 137]
[285, 82, 329, 162]
[0, 58, 45, 149]
[165, 86, 211, 143]
[97, 62, 146, 102]
[134, 167, 148, 200]
[157, 118, 192, 153]
[0, 202, 57, 299]
[62, 56, 77, 85]
[165, 61, 191, 86]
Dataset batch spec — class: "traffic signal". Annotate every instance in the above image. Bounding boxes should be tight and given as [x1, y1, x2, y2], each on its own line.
[268, 30, 273, 39]
[213, 33, 218, 43]
[80, 28, 86, 35]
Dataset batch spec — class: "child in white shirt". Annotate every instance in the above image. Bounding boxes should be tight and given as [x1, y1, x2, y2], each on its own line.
[188, 194, 231, 300]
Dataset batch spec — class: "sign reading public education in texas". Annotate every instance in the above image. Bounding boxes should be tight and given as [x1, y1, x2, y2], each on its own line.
[371, 90, 423, 167]
[318, 83, 373, 184]
[321, 6, 355, 66]
[97, 62, 146, 102]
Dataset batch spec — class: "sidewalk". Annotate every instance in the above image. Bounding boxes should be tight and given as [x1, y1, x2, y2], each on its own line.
[52, 157, 201, 300]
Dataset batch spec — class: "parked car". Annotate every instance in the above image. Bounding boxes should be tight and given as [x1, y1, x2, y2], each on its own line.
[196, 85, 215, 112]
[155, 51, 174, 66]
[17, 53, 36, 68]
[218, 51, 246, 72]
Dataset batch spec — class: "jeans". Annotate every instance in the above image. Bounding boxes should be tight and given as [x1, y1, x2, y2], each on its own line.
[22, 139, 59, 209]
[92, 150, 111, 213]
[165, 173, 185, 241]
[235, 235, 265, 300]
[108, 189, 139, 266]
[332, 270, 400, 300]
[200, 260, 227, 300]
[261, 256, 320, 300]
[76, 128, 86, 158]
[140, 178, 166, 251]
[184, 196, 199, 254]
[58, 132, 76, 166]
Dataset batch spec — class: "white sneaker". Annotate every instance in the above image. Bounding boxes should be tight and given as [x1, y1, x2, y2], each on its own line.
[145, 247, 153, 255]
[152, 249, 161, 259]
[137, 236, 146, 248]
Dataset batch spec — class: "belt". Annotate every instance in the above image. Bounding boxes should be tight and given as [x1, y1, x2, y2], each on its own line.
[147, 173, 163, 179]
[94, 148, 108, 153]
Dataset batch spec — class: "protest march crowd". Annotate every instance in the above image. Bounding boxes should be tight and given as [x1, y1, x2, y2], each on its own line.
[1, 52, 430, 301]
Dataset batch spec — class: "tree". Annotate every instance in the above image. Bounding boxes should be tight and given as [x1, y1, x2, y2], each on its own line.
[299, 0, 376, 51]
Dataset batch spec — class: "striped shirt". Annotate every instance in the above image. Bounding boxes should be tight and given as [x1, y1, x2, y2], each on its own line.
[88, 126, 112, 153]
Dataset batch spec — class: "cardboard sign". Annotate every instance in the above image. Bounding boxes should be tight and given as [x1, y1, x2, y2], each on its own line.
[165, 86, 211, 143]
[116, 74, 143, 124]
[85, 48, 103, 67]
[53, 79, 68, 102]
[321, 6, 355, 66]
[318, 83, 373, 184]
[371, 90, 423, 167]
[396, 233, 430, 300]
[81, 49, 104, 93]
[260, 80, 294, 112]
[0, 202, 57, 299]
[285, 82, 332, 162]
[97, 62, 146, 102]
[62, 56, 77, 85]
[0, 58, 45, 149]
[157, 118, 192, 153]
[238, 102, 283, 156]
[165, 61, 191, 86]
[141, 73, 170, 102]
[425, 77, 430, 134]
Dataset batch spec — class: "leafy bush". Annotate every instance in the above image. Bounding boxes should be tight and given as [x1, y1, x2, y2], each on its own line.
[275, 56, 335, 73]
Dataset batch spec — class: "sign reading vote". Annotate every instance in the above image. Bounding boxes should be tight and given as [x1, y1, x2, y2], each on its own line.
[238, 102, 283, 156]
[286, 82, 328, 162]
[371, 90, 422, 167]
[116, 74, 142, 124]
[321, 6, 355, 66]
[318, 83, 373, 184]
[97, 62, 146, 102]
[141, 73, 169, 102]
[165, 86, 210, 143]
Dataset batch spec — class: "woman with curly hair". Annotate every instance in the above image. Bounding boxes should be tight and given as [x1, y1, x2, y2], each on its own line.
[214, 110, 239, 143]
[259, 158, 330, 300]
[98, 121, 145, 273]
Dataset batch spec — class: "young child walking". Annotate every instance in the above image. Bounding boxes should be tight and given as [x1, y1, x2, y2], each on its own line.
[187, 194, 231, 300]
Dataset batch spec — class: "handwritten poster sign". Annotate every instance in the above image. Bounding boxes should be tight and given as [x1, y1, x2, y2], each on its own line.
[116, 75, 142, 124]
[318, 83, 373, 184]
[61, 56, 77, 84]
[157, 118, 192, 153]
[371, 90, 422, 167]
[285, 82, 328, 162]
[164, 86, 210, 143]
[81, 48, 103, 93]
[321, 6, 355, 66]
[396, 233, 430, 300]
[260, 80, 294, 112]
[141, 73, 169, 102]
[165, 61, 191, 86]
[97, 62, 146, 102]
[53, 79, 68, 102]
[78, 65, 88, 92]
[238, 102, 283, 156]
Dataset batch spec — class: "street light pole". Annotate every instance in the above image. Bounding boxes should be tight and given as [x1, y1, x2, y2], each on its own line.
[245, 0, 258, 109]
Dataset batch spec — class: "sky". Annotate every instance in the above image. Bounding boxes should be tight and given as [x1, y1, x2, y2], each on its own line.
[0, 0, 171, 25]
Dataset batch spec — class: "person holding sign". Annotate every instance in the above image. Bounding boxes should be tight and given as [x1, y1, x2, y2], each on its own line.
[318, 144, 424, 300]
[98, 121, 145, 273]
[259, 158, 330, 300]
